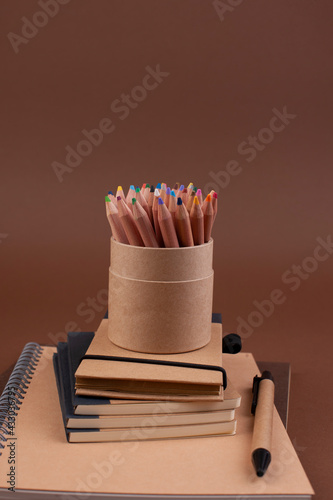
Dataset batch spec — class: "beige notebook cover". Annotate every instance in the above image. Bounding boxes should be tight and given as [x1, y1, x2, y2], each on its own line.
[75, 319, 224, 398]
[0, 347, 313, 499]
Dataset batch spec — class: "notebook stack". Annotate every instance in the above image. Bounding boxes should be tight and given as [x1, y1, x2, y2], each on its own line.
[54, 313, 242, 443]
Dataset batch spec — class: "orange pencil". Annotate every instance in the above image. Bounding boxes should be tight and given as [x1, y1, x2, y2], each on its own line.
[106, 198, 129, 244]
[152, 189, 164, 247]
[158, 198, 179, 248]
[117, 196, 144, 246]
[132, 199, 159, 248]
[175, 198, 194, 247]
[168, 189, 177, 222]
[190, 196, 204, 245]
[202, 194, 214, 242]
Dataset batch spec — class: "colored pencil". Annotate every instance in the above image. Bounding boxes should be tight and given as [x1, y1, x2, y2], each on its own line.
[125, 185, 136, 209]
[135, 187, 149, 216]
[190, 196, 204, 245]
[196, 188, 203, 205]
[202, 194, 214, 242]
[152, 189, 164, 247]
[168, 190, 177, 222]
[175, 198, 194, 247]
[165, 187, 171, 208]
[158, 198, 179, 248]
[117, 196, 144, 246]
[116, 185, 126, 202]
[186, 191, 195, 213]
[181, 187, 189, 206]
[147, 185, 155, 225]
[212, 191, 218, 222]
[106, 198, 129, 244]
[132, 199, 159, 248]
[143, 183, 150, 202]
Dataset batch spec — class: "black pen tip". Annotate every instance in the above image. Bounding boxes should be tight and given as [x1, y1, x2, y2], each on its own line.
[252, 448, 271, 477]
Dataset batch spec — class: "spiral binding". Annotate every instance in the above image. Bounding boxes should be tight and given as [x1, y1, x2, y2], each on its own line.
[0, 343, 43, 456]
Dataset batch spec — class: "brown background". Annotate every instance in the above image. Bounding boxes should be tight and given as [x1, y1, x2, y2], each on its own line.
[1, 1, 332, 497]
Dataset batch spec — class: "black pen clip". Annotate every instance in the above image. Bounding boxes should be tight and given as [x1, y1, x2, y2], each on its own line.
[251, 371, 274, 415]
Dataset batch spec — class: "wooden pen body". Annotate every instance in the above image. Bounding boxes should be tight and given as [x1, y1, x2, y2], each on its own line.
[251, 378, 275, 452]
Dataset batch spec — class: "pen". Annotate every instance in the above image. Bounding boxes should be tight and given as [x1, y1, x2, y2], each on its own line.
[251, 370, 275, 477]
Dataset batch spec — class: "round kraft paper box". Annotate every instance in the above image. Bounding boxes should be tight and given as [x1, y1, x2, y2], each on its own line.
[108, 237, 214, 354]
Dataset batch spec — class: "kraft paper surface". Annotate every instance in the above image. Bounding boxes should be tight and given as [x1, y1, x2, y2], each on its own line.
[0, 350, 313, 497]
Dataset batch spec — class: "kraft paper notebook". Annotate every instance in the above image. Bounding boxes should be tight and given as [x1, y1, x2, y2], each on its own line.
[55, 342, 237, 433]
[75, 319, 224, 399]
[0, 346, 313, 499]
[68, 330, 241, 415]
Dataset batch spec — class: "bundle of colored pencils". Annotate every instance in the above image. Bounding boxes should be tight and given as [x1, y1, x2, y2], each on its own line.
[105, 182, 218, 248]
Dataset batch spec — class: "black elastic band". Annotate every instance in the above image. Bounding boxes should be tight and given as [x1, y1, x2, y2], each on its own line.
[81, 354, 227, 389]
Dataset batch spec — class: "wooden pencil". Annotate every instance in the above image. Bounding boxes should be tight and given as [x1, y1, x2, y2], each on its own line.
[202, 194, 214, 242]
[147, 185, 155, 225]
[186, 191, 195, 213]
[196, 188, 203, 205]
[211, 191, 218, 222]
[116, 185, 126, 202]
[165, 187, 171, 208]
[152, 188, 164, 247]
[132, 199, 159, 248]
[135, 187, 149, 216]
[160, 183, 167, 201]
[106, 198, 129, 244]
[168, 189, 177, 222]
[125, 185, 136, 209]
[143, 183, 150, 202]
[175, 198, 194, 247]
[181, 187, 189, 206]
[158, 198, 179, 248]
[117, 196, 144, 246]
[190, 196, 204, 245]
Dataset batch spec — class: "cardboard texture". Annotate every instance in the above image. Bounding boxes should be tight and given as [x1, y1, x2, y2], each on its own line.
[0, 348, 313, 498]
[108, 237, 214, 353]
[252, 378, 274, 452]
[75, 319, 223, 400]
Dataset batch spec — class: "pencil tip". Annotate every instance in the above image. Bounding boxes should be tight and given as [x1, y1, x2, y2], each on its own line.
[130, 185, 135, 190]
[105, 196, 110, 202]
[158, 198, 164, 205]
[197, 188, 202, 196]
[154, 188, 160, 196]
[156, 183, 161, 189]
[146, 183, 150, 188]
[136, 187, 140, 192]
[194, 196, 199, 205]
[177, 197, 183, 206]
[213, 192, 218, 199]
[117, 186, 123, 192]
[150, 185, 155, 192]
[206, 194, 212, 202]
[132, 198, 136, 205]
[108, 191, 113, 195]
[193, 187, 197, 192]
[179, 184, 184, 191]
[166, 187, 171, 195]
[117, 196, 121, 201]
[171, 190, 176, 197]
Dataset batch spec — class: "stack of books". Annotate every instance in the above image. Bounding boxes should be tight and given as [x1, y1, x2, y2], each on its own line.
[54, 313, 242, 443]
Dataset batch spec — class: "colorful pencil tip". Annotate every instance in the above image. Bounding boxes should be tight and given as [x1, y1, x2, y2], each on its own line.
[146, 183, 150, 188]
[197, 188, 202, 196]
[177, 197, 183, 205]
[213, 192, 218, 199]
[158, 198, 164, 205]
[117, 196, 121, 201]
[193, 196, 199, 205]
[136, 187, 140, 192]
[156, 183, 162, 189]
[154, 188, 160, 196]
[206, 194, 212, 202]
[170, 190, 176, 197]
[132, 198, 136, 205]
[193, 187, 197, 192]
[117, 186, 123, 192]
[130, 185, 135, 190]
[166, 187, 171, 195]
[105, 196, 111, 202]
[108, 191, 113, 195]
[150, 185, 155, 192]
[179, 184, 184, 191]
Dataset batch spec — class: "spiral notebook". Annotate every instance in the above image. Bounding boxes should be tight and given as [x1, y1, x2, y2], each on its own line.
[0, 344, 313, 499]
